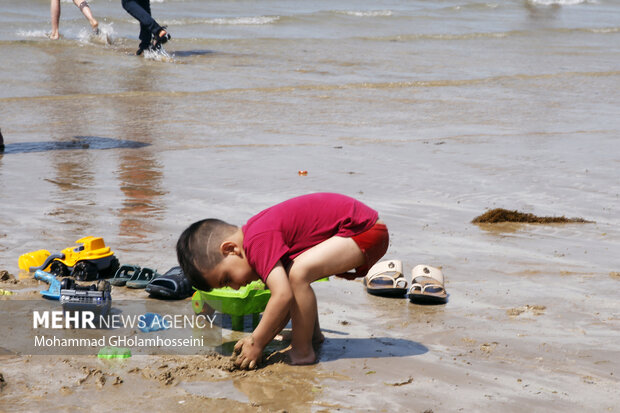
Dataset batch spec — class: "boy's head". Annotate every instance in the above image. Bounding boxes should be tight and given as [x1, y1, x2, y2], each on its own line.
[176, 218, 257, 291]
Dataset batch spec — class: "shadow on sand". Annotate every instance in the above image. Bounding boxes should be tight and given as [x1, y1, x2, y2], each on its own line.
[0, 136, 150, 155]
[220, 336, 428, 366]
[318, 336, 428, 361]
[173, 49, 216, 58]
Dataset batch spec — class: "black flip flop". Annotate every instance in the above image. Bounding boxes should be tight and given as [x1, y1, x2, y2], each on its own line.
[145, 266, 192, 300]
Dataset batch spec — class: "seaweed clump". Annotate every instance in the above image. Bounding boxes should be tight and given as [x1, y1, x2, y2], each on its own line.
[472, 208, 592, 224]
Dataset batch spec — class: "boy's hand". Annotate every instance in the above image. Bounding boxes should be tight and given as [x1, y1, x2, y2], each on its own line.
[232, 335, 262, 369]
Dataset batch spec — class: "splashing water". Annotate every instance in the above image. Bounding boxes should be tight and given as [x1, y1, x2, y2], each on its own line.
[143, 46, 175, 63]
[77, 22, 114, 45]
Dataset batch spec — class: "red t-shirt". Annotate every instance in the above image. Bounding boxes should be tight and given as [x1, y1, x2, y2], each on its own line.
[242, 193, 379, 281]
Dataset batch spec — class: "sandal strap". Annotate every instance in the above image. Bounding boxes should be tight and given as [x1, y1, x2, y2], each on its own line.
[365, 260, 406, 288]
[366, 260, 403, 279]
[409, 279, 446, 295]
[411, 265, 444, 285]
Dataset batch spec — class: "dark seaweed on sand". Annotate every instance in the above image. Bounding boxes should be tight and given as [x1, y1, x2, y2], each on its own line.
[472, 208, 592, 224]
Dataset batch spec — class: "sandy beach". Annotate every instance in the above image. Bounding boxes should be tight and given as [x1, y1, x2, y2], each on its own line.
[1, 0, 619, 411]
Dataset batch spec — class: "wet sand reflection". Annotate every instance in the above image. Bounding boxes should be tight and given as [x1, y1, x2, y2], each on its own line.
[112, 64, 167, 242]
[44, 47, 100, 236]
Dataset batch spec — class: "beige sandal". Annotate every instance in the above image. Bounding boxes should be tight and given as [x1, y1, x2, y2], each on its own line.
[363, 260, 407, 297]
[408, 265, 447, 304]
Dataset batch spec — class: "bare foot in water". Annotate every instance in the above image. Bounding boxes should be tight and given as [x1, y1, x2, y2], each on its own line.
[286, 346, 317, 365]
[49, 32, 59, 40]
[90, 19, 99, 34]
[275, 329, 325, 345]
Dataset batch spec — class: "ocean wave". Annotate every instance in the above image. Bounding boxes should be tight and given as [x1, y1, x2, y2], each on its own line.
[365, 31, 514, 42]
[558, 26, 620, 34]
[450, 2, 500, 11]
[337, 10, 393, 17]
[527, 0, 596, 5]
[586, 27, 620, 33]
[203, 16, 280, 25]
[16, 30, 48, 38]
[161, 16, 279, 25]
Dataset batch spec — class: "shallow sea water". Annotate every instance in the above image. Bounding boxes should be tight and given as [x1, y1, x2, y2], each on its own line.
[0, 0, 619, 410]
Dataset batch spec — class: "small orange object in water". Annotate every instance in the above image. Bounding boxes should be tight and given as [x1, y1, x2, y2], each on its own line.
[298, 170, 308, 176]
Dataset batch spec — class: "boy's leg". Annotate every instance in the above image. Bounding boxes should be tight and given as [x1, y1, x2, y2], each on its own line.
[50, 0, 60, 39]
[73, 0, 98, 31]
[287, 236, 365, 364]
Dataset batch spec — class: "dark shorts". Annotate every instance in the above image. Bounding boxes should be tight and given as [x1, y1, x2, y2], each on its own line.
[350, 222, 389, 278]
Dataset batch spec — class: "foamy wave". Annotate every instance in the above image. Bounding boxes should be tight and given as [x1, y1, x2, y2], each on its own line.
[587, 27, 619, 33]
[205, 16, 280, 25]
[528, 0, 596, 5]
[16, 30, 49, 38]
[367, 31, 513, 42]
[160, 16, 280, 26]
[339, 10, 393, 17]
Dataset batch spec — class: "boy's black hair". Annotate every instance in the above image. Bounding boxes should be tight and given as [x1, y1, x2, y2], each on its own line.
[176, 218, 238, 292]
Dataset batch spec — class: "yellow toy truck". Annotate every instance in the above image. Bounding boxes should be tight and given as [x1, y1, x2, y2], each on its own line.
[19, 236, 120, 281]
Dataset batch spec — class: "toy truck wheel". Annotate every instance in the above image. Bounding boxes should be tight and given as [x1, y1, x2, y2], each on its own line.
[73, 261, 98, 281]
[100, 256, 120, 279]
[61, 278, 75, 290]
[50, 261, 69, 277]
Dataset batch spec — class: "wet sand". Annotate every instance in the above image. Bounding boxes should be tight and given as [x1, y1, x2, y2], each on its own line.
[2, 0, 620, 410]
[1, 259, 619, 412]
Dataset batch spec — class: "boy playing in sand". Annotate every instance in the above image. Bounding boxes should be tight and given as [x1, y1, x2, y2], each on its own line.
[177, 193, 389, 368]
[50, 0, 99, 40]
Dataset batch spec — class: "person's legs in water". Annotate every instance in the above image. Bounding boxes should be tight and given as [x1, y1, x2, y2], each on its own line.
[50, 0, 61, 39]
[50, 0, 98, 39]
[74, 0, 99, 33]
[121, 0, 170, 54]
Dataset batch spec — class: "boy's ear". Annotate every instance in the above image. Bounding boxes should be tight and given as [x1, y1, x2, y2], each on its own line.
[220, 240, 241, 257]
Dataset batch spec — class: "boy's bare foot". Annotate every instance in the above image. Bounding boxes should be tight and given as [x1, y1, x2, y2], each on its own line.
[275, 329, 325, 345]
[90, 20, 99, 34]
[49, 32, 59, 40]
[286, 346, 316, 365]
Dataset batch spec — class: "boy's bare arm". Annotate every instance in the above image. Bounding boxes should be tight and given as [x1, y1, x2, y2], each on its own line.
[233, 261, 292, 368]
[251, 261, 293, 348]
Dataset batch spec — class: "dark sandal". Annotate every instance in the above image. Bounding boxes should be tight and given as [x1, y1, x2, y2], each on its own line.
[152, 28, 171, 49]
[145, 266, 192, 300]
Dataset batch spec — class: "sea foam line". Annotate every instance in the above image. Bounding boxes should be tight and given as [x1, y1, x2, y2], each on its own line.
[16, 30, 49, 38]
[4, 70, 619, 103]
[338, 10, 393, 17]
[161, 16, 279, 26]
[205, 16, 280, 25]
[528, 0, 597, 5]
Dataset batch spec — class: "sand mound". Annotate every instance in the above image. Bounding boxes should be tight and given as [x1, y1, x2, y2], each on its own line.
[472, 208, 591, 224]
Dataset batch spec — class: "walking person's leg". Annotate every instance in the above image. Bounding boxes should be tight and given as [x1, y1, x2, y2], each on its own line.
[122, 0, 163, 40]
[137, 0, 153, 50]
[122, 0, 168, 53]
[50, 0, 61, 39]
[73, 0, 98, 33]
